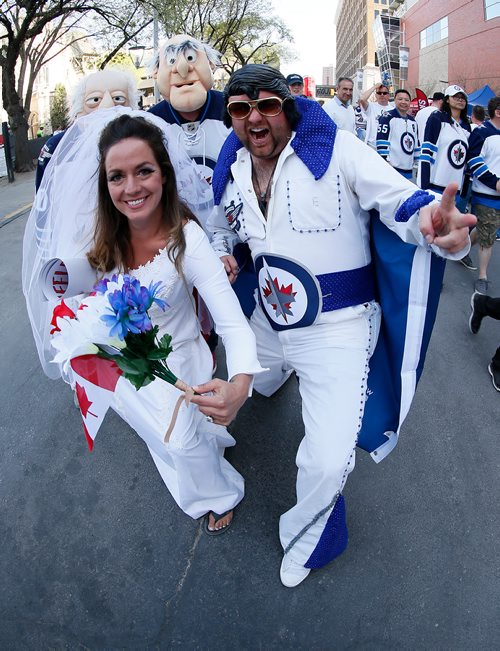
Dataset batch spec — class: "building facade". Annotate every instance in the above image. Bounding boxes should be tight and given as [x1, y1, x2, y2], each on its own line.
[322, 65, 335, 85]
[395, 0, 500, 95]
[335, 0, 393, 93]
[336, 0, 499, 100]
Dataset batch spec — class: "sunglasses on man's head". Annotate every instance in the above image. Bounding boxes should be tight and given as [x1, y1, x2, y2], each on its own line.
[226, 97, 285, 120]
[376, 91, 389, 95]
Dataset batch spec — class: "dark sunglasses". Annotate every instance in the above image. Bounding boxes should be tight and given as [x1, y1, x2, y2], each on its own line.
[376, 91, 389, 95]
[226, 97, 285, 120]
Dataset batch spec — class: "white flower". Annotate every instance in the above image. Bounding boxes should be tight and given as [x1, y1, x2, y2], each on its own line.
[51, 292, 125, 375]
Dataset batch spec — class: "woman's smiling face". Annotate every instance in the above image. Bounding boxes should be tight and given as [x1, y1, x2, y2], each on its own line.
[105, 137, 165, 227]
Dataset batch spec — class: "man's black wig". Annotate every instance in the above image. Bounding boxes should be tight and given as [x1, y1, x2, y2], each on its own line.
[223, 64, 301, 129]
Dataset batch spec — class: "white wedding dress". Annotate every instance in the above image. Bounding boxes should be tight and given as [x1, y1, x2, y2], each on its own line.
[110, 221, 265, 518]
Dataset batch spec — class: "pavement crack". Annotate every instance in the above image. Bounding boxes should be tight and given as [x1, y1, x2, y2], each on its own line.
[164, 522, 203, 612]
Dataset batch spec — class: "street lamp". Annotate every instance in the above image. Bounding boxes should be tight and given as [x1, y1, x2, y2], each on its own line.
[129, 44, 146, 69]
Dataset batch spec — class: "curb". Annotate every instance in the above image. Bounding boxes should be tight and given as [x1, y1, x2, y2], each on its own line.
[0, 203, 32, 228]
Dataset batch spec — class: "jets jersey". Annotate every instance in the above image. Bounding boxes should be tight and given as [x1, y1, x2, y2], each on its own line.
[35, 130, 66, 191]
[376, 108, 418, 176]
[148, 90, 229, 186]
[418, 111, 470, 192]
[467, 120, 500, 209]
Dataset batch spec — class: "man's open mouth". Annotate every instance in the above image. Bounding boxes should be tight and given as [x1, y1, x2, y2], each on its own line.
[250, 128, 269, 141]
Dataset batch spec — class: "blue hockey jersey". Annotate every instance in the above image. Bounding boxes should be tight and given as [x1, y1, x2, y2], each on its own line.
[35, 131, 66, 191]
[418, 111, 470, 192]
[376, 108, 418, 176]
[467, 119, 500, 209]
[148, 90, 229, 186]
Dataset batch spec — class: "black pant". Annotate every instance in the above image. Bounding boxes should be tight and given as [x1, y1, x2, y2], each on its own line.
[481, 296, 500, 370]
[483, 296, 500, 320]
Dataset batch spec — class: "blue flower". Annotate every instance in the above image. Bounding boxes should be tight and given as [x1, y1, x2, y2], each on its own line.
[148, 281, 168, 311]
[101, 311, 130, 340]
[100, 275, 167, 339]
[94, 278, 110, 294]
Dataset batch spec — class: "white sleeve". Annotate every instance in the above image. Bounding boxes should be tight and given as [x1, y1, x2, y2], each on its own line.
[336, 132, 468, 259]
[182, 222, 266, 385]
[322, 99, 337, 121]
[206, 202, 241, 257]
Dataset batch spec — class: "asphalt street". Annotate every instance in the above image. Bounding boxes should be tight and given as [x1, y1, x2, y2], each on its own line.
[1, 210, 499, 649]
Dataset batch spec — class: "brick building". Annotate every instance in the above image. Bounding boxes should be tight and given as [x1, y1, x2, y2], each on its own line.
[335, 1, 499, 98]
[398, 0, 500, 95]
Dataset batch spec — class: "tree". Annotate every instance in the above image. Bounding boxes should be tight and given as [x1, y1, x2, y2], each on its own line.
[154, 0, 293, 75]
[49, 83, 69, 131]
[0, 0, 154, 171]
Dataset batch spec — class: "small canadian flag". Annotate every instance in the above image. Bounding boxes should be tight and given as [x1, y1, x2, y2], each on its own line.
[70, 355, 122, 451]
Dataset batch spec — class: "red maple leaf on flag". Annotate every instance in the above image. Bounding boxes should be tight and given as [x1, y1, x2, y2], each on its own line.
[75, 383, 97, 419]
[50, 300, 75, 334]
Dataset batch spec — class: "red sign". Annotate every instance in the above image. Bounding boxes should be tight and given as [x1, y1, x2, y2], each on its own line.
[303, 76, 316, 98]
[415, 88, 429, 110]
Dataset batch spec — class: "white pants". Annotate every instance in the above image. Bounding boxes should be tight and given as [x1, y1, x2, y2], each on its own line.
[251, 301, 381, 566]
[111, 342, 244, 520]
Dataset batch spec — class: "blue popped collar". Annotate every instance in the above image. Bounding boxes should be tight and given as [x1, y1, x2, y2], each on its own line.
[212, 96, 337, 205]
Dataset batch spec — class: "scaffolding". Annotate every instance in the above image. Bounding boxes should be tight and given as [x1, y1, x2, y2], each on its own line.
[373, 14, 402, 91]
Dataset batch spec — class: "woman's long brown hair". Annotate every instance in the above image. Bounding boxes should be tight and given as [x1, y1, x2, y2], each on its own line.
[87, 114, 198, 274]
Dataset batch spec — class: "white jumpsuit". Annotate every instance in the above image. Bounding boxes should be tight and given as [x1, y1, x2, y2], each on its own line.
[208, 130, 459, 567]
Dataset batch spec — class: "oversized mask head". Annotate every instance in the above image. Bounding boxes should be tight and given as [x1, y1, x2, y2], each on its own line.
[154, 35, 220, 114]
[71, 69, 138, 121]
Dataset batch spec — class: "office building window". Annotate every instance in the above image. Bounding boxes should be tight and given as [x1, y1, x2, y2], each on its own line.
[484, 0, 500, 19]
[420, 16, 448, 48]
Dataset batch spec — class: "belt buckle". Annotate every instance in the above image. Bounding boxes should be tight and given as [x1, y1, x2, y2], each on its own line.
[254, 253, 322, 331]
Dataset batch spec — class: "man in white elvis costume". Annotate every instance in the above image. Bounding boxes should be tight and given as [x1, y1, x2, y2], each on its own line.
[207, 65, 475, 587]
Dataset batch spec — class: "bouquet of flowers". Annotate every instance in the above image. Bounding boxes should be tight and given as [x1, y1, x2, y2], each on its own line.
[51, 273, 193, 394]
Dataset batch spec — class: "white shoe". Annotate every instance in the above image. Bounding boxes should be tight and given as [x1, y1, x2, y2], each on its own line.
[280, 555, 311, 588]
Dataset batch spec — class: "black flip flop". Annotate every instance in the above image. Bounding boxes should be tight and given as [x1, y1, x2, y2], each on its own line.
[203, 510, 234, 536]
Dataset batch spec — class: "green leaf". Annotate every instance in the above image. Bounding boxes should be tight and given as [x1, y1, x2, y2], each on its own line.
[124, 372, 148, 390]
[113, 356, 149, 376]
[158, 333, 173, 355]
[147, 349, 170, 360]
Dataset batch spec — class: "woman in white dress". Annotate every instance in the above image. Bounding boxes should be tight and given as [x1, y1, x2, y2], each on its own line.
[84, 114, 264, 533]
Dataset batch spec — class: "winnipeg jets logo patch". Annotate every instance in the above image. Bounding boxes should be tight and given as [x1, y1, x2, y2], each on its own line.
[224, 200, 243, 231]
[448, 139, 467, 169]
[401, 132, 415, 155]
[254, 254, 322, 331]
[262, 274, 297, 322]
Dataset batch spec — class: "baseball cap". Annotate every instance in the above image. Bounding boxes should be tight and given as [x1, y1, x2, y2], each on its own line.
[286, 74, 303, 85]
[445, 85, 466, 97]
[431, 92, 445, 101]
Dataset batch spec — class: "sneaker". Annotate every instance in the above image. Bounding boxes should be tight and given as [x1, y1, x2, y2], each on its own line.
[488, 364, 500, 392]
[280, 555, 311, 588]
[474, 278, 490, 294]
[459, 254, 477, 270]
[469, 292, 486, 334]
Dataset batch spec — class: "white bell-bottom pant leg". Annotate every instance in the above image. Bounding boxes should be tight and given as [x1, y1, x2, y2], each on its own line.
[112, 378, 244, 520]
[252, 302, 380, 566]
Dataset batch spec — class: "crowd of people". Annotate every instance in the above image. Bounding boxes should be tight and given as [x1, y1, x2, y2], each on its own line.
[311, 73, 499, 392]
[22, 37, 497, 592]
